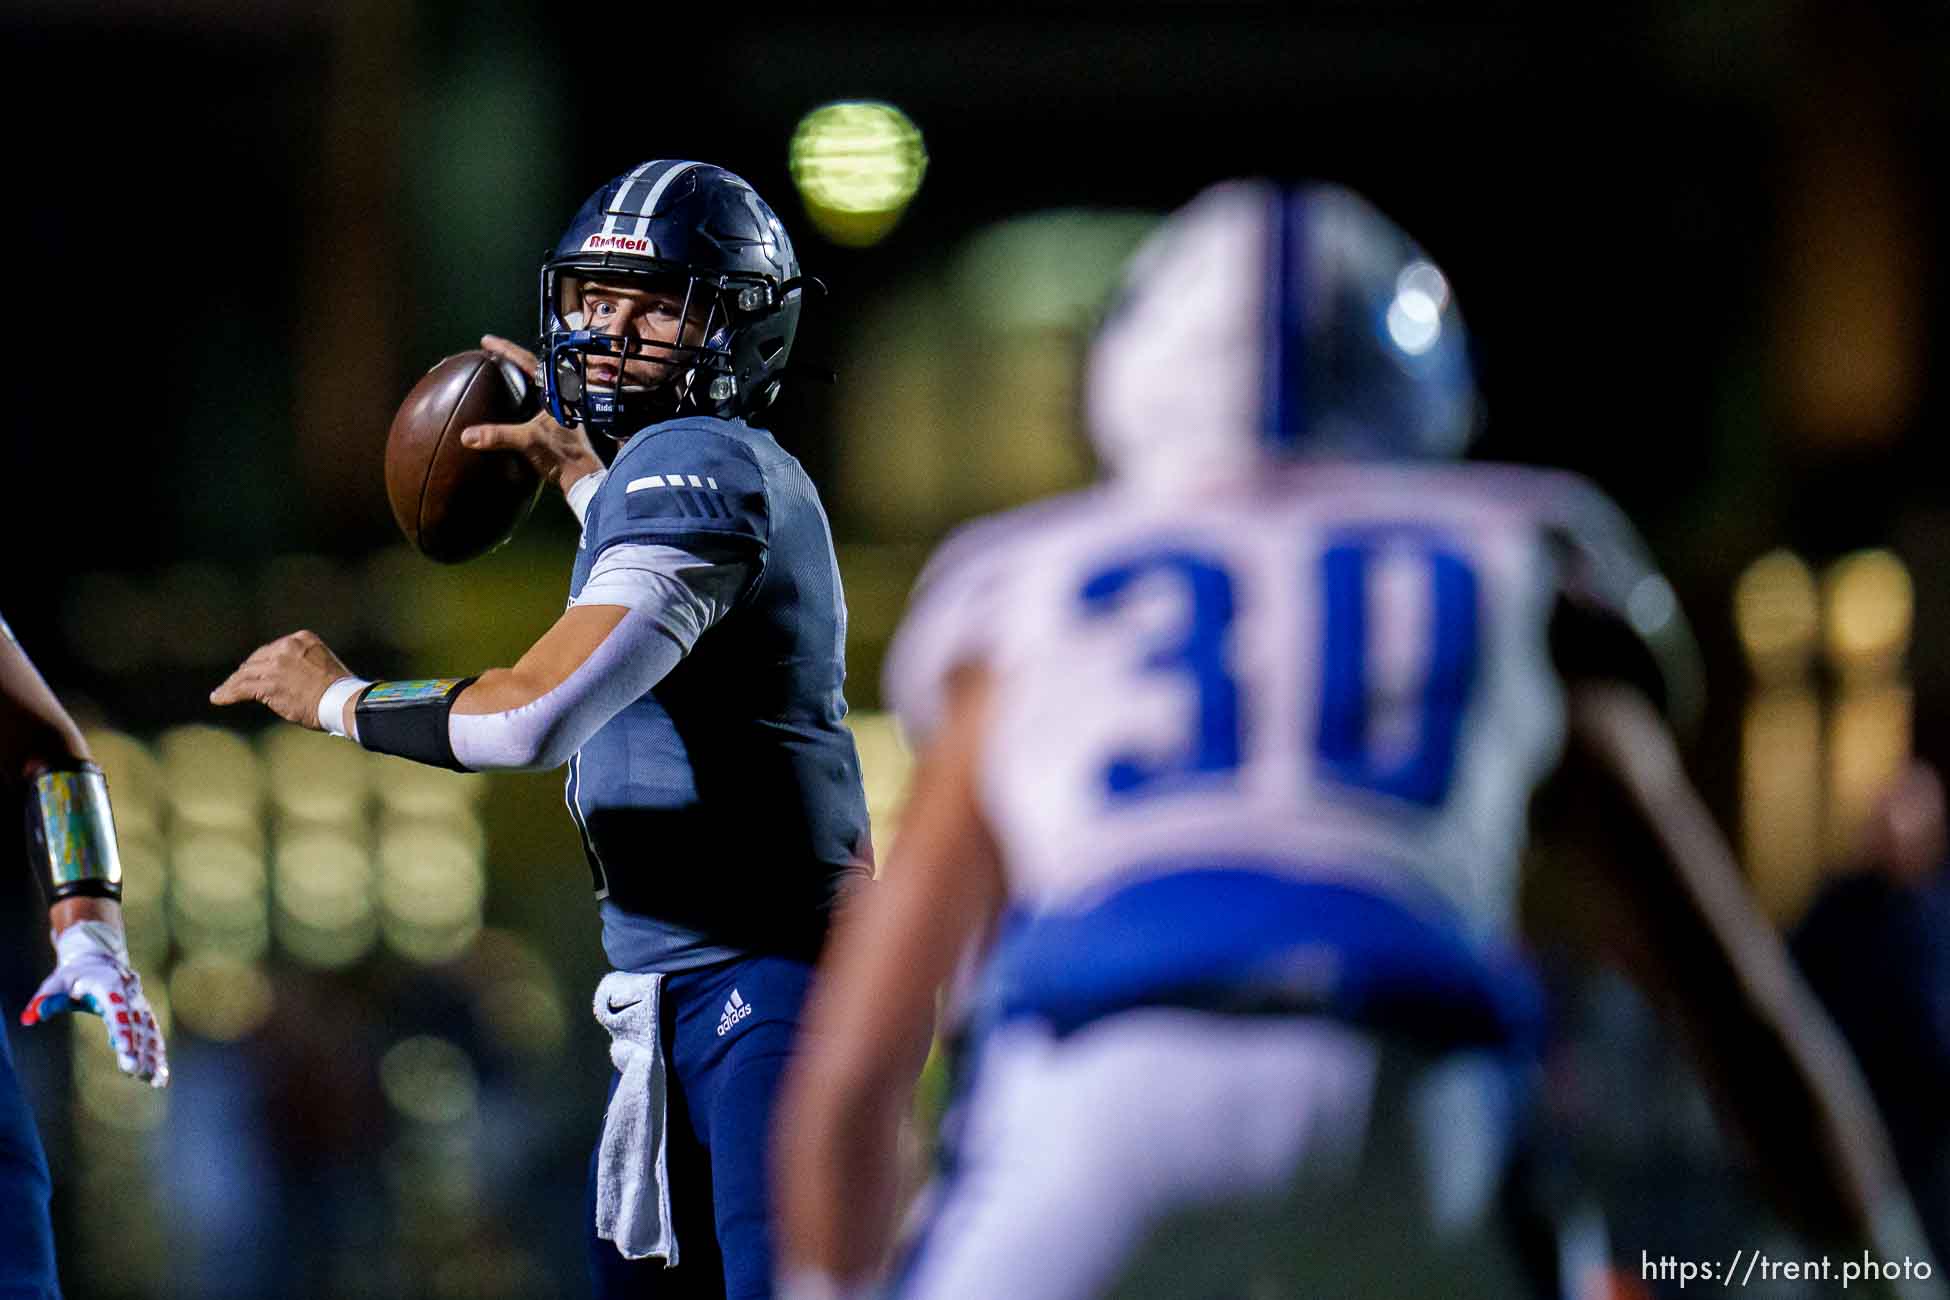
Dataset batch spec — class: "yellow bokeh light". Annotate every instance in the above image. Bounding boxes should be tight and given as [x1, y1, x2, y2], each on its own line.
[158, 725, 264, 834]
[1821, 548, 1912, 680]
[170, 955, 275, 1043]
[274, 828, 378, 967]
[376, 823, 484, 964]
[1733, 549, 1818, 682]
[172, 833, 266, 904]
[373, 754, 481, 819]
[377, 826, 484, 928]
[380, 1036, 479, 1127]
[279, 917, 379, 969]
[169, 831, 269, 959]
[382, 916, 483, 966]
[275, 830, 373, 925]
[379, 809, 484, 860]
[262, 727, 370, 823]
[789, 100, 928, 247]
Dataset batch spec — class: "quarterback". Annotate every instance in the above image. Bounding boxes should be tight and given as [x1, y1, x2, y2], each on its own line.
[216, 161, 870, 1300]
[776, 181, 1937, 1298]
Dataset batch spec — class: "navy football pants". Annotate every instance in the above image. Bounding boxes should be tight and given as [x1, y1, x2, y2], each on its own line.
[0, 1020, 59, 1300]
[588, 954, 813, 1300]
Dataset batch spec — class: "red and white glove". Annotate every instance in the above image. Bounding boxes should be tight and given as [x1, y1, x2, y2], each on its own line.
[20, 920, 169, 1088]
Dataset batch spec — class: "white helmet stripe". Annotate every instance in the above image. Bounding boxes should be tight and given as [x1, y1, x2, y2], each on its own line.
[601, 159, 664, 236]
[629, 161, 704, 240]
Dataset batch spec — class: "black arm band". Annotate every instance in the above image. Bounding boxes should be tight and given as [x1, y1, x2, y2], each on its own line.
[26, 759, 124, 904]
[353, 677, 479, 772]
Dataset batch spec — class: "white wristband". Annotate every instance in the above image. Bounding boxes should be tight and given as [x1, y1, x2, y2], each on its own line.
[566, 468, 608, 526]
[318, 675, 372, 740]
[52, 918, 129, 964]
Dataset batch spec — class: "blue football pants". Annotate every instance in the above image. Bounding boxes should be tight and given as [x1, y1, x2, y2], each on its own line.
[0, 1020, 59, 1300]
[588, 954, 813, 1300]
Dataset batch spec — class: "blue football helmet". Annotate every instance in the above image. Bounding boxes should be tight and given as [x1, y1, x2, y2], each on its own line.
[1087, 180, 1479, 486]
[540, 160, 809, 439]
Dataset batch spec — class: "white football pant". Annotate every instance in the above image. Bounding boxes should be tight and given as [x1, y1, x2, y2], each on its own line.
[894, 1011, 1534, 1300]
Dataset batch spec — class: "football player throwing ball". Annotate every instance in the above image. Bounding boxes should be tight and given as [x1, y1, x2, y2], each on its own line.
[215, 161, 871, 1300]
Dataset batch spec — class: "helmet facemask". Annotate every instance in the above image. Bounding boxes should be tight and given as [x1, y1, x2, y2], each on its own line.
[541, 261, 756, 440]
[540, 160, 807, 438]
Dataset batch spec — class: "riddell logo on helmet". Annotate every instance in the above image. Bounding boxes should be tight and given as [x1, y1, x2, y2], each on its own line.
[582, 233, 654, 254]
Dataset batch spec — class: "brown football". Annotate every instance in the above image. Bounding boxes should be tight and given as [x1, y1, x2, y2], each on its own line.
[385, 350, 544, 564]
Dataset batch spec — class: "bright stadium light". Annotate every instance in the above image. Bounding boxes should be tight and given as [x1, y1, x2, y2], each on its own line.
[789, 100, 928, 248]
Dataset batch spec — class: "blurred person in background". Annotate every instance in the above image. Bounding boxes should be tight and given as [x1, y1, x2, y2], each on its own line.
[2, 613, 168, 1300]
[213, 160, 872, 1300]
[1793, 759, 1950, 1260]
[775, 180, 1939, 1299]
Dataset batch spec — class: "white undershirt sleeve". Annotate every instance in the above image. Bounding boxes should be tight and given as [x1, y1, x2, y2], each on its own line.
[447, 541, 752, 772]
[566, 468, 608, 526]
[572, 542, 750, 650]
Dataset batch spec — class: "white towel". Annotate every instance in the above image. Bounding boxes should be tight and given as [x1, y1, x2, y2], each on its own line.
[593, 970, 677, 1263]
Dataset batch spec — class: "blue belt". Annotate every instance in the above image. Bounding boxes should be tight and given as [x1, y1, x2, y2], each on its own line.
[977, 865, 1545, 1053]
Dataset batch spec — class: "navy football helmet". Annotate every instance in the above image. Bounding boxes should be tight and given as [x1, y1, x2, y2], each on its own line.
[540, 161, 809, 439]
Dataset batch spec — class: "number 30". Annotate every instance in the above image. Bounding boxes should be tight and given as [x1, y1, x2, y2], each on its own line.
[1079, 526, 1479, 808]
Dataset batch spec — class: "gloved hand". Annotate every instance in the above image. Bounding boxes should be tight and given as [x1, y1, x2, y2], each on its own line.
[20, 919, 169, 1088]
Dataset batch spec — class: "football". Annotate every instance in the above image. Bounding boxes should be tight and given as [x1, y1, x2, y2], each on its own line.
[385, 350, 545, 564]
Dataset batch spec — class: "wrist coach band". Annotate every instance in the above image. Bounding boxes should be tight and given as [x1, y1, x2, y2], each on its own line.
[353, 677, 479, 772]
[27, 760, 124, 903]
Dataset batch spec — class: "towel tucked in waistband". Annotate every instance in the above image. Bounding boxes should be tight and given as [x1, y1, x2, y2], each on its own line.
[593, 970, 676, 1263]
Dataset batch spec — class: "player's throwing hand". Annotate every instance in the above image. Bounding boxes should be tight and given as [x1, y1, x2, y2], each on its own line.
[210, 629, 353, 730]
[21, 920, 168, 1087]
[463, 334, 605, 492]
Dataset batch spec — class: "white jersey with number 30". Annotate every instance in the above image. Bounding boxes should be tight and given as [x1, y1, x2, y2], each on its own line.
[886, 461, 1679, 945]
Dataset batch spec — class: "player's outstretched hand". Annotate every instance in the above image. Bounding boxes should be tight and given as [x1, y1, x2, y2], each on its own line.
[467, 334, 604, 494]
[210, 629, 352, 730]
[21, 920, 168, 1088]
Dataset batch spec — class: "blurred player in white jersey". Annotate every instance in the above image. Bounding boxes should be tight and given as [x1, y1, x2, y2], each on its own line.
[775, 181, 1938, 1299]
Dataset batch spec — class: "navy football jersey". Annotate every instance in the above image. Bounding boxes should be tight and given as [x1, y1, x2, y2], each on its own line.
[566, 416, 872, 969]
